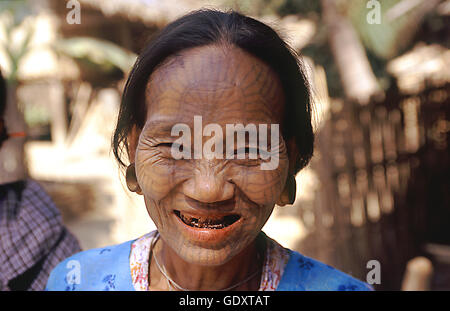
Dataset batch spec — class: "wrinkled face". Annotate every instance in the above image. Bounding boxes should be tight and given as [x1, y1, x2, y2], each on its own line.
[133, 45, 290, 266]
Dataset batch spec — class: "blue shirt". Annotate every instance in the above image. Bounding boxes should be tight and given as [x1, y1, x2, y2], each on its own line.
[46, 236, 373, 291]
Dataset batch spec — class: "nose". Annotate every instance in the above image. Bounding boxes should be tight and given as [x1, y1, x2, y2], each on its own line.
[182, 161, 234, 204]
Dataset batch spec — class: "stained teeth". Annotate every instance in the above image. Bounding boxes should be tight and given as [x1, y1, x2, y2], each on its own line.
[176, 211, 239, 229]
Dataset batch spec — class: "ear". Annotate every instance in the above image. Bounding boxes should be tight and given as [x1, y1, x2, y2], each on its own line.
[126, 126, 143, 195]
[127, 125, 142, 164]
[276, 137, 299, 206]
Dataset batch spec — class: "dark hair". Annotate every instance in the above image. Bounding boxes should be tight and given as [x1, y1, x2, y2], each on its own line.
[112, 9, 314, 173]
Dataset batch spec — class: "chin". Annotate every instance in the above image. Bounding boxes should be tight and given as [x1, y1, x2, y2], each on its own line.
[160, 229, 254, 267]
[187, 246, 240, 266]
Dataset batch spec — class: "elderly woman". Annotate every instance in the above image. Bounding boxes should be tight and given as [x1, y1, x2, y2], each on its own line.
[46, 9, 371, 291]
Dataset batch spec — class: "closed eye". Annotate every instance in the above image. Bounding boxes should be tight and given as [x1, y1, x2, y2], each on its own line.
[156, 142, 174, 148]
[155, 142, 190, 155]
[234, 147, 260, 158]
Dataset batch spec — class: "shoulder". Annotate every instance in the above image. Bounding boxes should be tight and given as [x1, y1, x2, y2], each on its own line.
[45, 239, 135, 291]
[1, 179, 64, 232]
[277, 250, 373, 291]
[0, 179, 81, 290]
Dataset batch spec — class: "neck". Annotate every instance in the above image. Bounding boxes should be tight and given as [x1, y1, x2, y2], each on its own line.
[150, 235, 264, 291]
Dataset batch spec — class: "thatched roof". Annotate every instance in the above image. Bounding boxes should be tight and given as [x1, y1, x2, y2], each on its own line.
[76, 0, 316, 51]
[78, 0, 216, 27]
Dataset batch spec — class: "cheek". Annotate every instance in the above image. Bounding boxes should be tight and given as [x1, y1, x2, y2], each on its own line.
[231, 156, 289, 207]
[135, 142, 192, 233]
[135, 151, 172, 232]
[135, 158, 172, 200]
[143, 195, 172, 233]
[135, 142, 185, 201]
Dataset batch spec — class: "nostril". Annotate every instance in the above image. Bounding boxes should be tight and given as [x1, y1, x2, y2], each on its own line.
[182, 173, 234, 203]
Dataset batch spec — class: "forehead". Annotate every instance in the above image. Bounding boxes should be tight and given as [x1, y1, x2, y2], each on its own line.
[144, 45, 285, 132]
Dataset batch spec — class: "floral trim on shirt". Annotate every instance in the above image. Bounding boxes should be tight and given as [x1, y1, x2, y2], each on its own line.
[129, 230, 291, 291]
[258, 234, 291, 291]
[129, 231, 156, 291]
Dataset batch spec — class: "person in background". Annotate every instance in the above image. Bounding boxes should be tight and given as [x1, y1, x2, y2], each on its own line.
[0, 69, 81, 291]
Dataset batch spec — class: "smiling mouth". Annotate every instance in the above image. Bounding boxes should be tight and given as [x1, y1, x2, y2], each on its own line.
[174, 210, 241, 229]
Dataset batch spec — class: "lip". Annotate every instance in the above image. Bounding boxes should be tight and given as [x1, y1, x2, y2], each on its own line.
[172, 209, 243, 244]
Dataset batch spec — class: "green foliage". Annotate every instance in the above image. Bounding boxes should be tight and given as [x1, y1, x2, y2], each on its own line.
[0, 0, 34, 83]
[348, 0, 436, 60]
[24, 102, 51, 126]
[0, 0, 31, 26]
[53, 37, 137, 74]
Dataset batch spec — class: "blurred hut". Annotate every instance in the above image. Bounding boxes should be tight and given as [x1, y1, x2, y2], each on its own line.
[49, 0, 213, 54]
[255, 0, 450, 291]
[298, 43, 449, 290]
